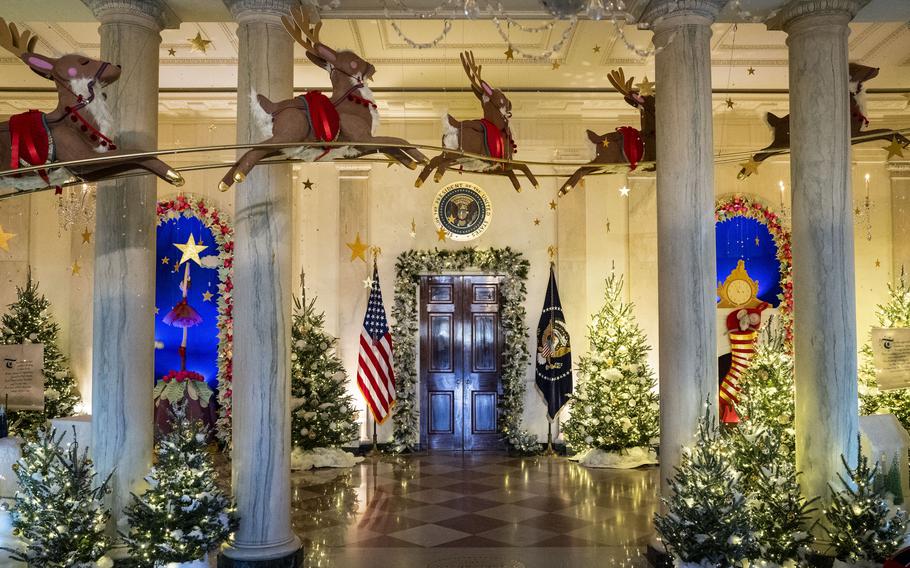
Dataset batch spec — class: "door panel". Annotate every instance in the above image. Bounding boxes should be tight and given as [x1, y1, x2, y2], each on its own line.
[420, 275, 504, 451]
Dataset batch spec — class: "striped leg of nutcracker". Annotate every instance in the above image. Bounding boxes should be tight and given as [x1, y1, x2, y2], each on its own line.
[719, 328, 760, 423]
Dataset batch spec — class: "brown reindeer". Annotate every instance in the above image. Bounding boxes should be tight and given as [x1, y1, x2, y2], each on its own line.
[738, 62, 909, 179]
[218, 6, 426, 192]
[558, 69, 655, 197]
[414, 51, 538, 192]
[0, 19, 184, 194]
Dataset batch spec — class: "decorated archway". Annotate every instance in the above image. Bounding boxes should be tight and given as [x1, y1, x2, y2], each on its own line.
[156, 194, 234, 444]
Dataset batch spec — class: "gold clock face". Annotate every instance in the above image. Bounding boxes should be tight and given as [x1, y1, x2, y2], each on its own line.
[726, 279, 753, 307]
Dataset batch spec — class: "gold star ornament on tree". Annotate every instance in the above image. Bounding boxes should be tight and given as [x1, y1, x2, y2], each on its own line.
[188, 32, 213, 53]
[346, 232, 369, 262]
[174, 234, 209, 266]
[0, 224, 16, 252]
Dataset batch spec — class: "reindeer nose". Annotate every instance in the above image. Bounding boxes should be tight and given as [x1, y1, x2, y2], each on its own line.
[116, 64, 122, 69]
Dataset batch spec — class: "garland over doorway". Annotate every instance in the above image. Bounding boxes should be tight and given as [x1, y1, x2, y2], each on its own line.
[390, 247, 539, 453]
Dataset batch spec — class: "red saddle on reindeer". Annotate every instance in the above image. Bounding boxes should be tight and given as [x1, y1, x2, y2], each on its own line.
[294, 90, 340, 143]
[616, 126, 644, 170]
[8, 109, 54, 186]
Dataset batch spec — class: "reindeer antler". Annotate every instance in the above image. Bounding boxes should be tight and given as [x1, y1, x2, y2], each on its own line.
[0, 18, 38, 57]
[281, 5, 322, 54]
[607, 68, 636, 97]
[460, 50, 487, 98]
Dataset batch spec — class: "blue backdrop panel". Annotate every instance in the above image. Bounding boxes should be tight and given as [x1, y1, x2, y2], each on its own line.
[715, 216, 782, 307]
[155, 215, 221, 388]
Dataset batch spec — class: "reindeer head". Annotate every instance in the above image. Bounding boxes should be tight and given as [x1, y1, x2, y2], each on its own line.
[609, 68, 650, 107]
[283, 6, 375, 85]
[1, 18, 121, 89]
[461, 50, 511, 130]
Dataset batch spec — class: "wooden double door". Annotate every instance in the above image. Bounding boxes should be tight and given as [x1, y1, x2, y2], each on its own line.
[419, 275, 504, 451]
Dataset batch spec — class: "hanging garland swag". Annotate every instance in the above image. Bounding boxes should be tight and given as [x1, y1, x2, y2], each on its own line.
[391, 247, 539, 454]
[156, 193, 235, 445]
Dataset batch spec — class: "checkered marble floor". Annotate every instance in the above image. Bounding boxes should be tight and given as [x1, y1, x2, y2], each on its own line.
[291, 453, 658, 567]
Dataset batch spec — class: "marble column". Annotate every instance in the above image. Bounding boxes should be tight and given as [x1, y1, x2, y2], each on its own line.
[640, 0, 725, 502]
[221, 0, 302, 565]
[889, 162, 910, 280]
[82, 0, 169, 539]
[771, 0, 867, 506]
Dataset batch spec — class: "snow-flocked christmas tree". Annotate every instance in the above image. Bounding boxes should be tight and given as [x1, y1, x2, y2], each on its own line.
[3, 428, 112, 567]
[122, 403, 237, 565]
[1, 271, 81, 436]
[859, 269, 910, 431]
[290, 287, 359, 451]
[563, 273, 658, 453]
[825, 442, 909, 565]
[654, 407, 755, 567]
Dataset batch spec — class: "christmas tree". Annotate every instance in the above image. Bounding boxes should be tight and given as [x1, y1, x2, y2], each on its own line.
[2, 428, 112, 567]
[290, 287, 359, 451]
[1, 271, 81, 436]
[654, 407, 756, 566]
[122, 403, 237, 564]
[859, 269, 910, 431]
[825, 441, 909, 564]
[563, 273, 658, 453]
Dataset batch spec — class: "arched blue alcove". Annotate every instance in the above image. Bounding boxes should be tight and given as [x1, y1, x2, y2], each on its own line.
[716, 216, 782, 307]
[155, 215, 221, 389]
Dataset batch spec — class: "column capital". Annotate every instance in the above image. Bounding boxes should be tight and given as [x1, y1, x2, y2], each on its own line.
[223, 0, 298, 23]
[888, 161, 910, 181]
[639, 0, 726, 30]
[81, 0, 179, 30]
[766, 0, 869, 31]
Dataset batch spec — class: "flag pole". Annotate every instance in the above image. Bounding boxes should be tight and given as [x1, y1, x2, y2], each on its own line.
[367, 251, 382, 458]
[545, 417, 557, 457]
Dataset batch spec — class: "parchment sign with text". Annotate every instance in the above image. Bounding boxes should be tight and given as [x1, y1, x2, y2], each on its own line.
[0, 344, 45, 410]
[872, 328, 910, 390]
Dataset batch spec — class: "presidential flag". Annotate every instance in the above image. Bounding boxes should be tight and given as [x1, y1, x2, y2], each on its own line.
[357, 262, 396, 424]
[536, 264, 572, 419]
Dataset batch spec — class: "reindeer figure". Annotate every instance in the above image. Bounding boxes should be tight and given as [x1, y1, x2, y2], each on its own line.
[414, 51, 538, 192]
[558, 69, 655, 197]
[0, 19, 184, 193]
[218, 6, 426, 192]
[738, 62, 909, 179]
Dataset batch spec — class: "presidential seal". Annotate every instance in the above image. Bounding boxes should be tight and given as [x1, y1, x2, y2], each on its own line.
[433, 182, 492, 241]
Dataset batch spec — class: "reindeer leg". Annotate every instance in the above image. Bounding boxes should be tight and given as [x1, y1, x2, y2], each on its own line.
[504, 170, 522, 193]
[513, 163, 539, 189]
[433, 160, 451, 183]
[559, 167, 596, 197]
[219, 141, 283, 191]
[415, 155, 444, 188]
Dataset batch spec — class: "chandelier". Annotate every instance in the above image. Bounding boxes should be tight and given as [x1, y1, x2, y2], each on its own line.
[56, 183, 96, 232]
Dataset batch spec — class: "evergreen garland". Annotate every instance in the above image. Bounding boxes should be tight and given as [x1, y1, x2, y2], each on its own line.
[654, 408, 756, 567]
[859, 269, 910, 432]
[290, 289, 359, 450]
[562, 273, 658, 453]
[1, 271, 81, 436]
[390, 248, 538, 454]
[825, 442, 909, 564]
[2, 428, 111, 567]
[122, 403, 237, 564]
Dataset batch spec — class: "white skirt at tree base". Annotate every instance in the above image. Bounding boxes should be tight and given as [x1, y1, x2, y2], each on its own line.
[570, 446, 658, 469]
[290, 447, 364, 470]
[163, 554, 209, 568]
[831, 560, 883, 568]
[0, 509, 25, 567]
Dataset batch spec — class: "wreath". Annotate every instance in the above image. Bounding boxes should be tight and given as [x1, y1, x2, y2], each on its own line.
[156, 194, 234, 444]
[715, 194, 793, 347]
[390, 247, 539, 454]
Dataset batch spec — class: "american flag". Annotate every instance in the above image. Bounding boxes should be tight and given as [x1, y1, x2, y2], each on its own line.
[357, 263, 396, 424]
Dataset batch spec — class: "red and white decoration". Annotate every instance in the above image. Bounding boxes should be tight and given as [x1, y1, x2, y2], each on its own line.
[357, 262, 396, 424]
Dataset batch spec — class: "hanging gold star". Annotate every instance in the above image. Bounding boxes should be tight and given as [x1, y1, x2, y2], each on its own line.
[202, 290, 213, 302]
[188, 32, 213, 54]
[547, 245, 558, 259]
[346, 232, 369, 262]
[302, 178, 314, 190]
[409, 219, 417, 238]
[436, 228, 447, 241]
[551, 60, 560, 70]
[634, 77, 655, 97]
[592, 45, 601, 53]
[605, 218, 611, 233]
[167, 48, 177, 57]
[725, 97, 735, 109]
[208, 123, 217, 132]
[747, 66, 755, 75]
[173, 262, 180, 273]
[71, 261, 81, 275]
[533, 218, 541, 226]
[619, 186, 630, 197]
[81, 228, 92, 244]
[174, 234, 209, 266]
[875, 259, 881, 268]
[504, 46, 514, 60]
[739, 158, 761, 177]
[883, 137, 905, 160]
[161, 256, 170, 265]
[0, 224, 16, 252]
[755, 237, 760, 246]
[155, 306, 160, 315]
[363, 276, 375, 289]
[549, 200, 557, 210]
